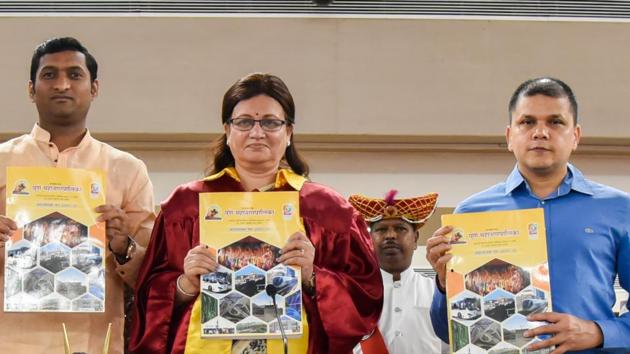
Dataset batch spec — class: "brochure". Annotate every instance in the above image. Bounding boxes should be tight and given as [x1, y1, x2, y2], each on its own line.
[442, 208, 553, 354]
[199, 191, 303, 339]
[4, 167, 106, 313]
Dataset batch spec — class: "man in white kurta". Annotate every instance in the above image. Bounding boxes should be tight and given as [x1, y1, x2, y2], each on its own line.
[377, 266, 445, 353]
[350, 191, 447, 354]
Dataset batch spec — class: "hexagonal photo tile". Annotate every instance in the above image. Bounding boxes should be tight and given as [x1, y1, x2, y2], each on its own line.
[28, 212, 88, 248]
[4, 267, 22, 298]
[236, 316, 268, 334]
[56, 267, 88, 300]
[285, 290, 302, 321]
[502, 314, 546, 348]
[39, 242, 71, 273]
[487, 342, 520, 354]
[235, 264, 266, 297]
[72, 293, 103, 312]
[59, 220, 88, 248]
[87, 268, 105, 301]
[252, 291, 284, 323]
[39, 293, 72, 311]
[201, 265, 233, 298]
[203, 316, 236, 336]
[5, 292, 38, 311]
[521, 340, 554, 353]
[6, 240, 37, 269]
[269, 315, 300, 334]
[22, 213, 59, 244]
[532, 263, 551, 292]
[451, 290, 482, 323]
[267, 264, 298, 296]
[465, 258, 531, 296]
[22, 218, 41, 243]
[71, 242, 103, 274]
[516, 287, 548, 316]
[450, 319, 469, 352]
[217, 235, 281, 271]
[24, 267, 54, 298]
[483, 288, 516, 322]
[201, 292, 219, 323]
[219, 291, 251, 324]
[470, 318, 501, 350]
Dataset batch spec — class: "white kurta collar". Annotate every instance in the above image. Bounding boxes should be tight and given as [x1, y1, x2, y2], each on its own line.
[380, 266, 414, 286]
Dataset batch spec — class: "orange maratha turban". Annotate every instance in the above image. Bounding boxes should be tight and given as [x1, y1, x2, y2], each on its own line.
[349, 190, 438, 226]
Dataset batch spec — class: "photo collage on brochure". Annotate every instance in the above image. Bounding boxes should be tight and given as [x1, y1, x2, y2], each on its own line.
[444, 209, 553, 354]
[199, 191, 303, 339]
[4, 167, 106, 313]
[448, 260, 552, 354]
[200, 236, 302, 338]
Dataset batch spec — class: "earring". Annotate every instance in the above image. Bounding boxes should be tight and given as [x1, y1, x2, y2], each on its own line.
[226, 138, 230, 146]
[287, 141, 291, 147]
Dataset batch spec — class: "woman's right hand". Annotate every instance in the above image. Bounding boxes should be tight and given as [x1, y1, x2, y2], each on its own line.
[179, 244, 218, 295]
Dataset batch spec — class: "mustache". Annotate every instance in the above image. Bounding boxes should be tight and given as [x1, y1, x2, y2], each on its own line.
[380, 241, 401, 250]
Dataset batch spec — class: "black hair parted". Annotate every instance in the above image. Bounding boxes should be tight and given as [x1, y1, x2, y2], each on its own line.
[207, 73, 310, 177]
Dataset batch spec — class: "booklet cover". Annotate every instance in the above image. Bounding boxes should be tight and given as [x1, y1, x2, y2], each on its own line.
[4, 166, 106, 312]
[442, 208, 553, 354]
[199, 191, 303, 339]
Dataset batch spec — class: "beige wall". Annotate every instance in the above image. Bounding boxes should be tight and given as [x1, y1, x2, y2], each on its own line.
[2, 16, 630, 137]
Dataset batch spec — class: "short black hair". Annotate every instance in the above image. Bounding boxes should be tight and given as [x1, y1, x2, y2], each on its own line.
[508, 77, 578, 124]
[30, 37, 98, 84]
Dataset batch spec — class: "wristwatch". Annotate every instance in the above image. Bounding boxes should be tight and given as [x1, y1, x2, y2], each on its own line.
[109, 236, 136, 265]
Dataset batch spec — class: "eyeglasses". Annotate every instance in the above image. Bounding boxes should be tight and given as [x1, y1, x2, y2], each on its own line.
[228, 117, 287, 132]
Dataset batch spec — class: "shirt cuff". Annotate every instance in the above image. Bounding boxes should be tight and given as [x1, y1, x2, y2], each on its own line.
[430, 282, 450, 343]
[593, 318, 626, 350]
[114, 244, 146, 288]
[434, 274, 446, 294]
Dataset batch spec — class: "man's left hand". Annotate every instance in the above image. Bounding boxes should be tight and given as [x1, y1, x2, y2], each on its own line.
[524, 312, 603, 353]
[96, 204, 130, 255]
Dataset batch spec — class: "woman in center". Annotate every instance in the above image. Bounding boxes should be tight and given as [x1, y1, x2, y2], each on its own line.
[130, 73, 383, 354]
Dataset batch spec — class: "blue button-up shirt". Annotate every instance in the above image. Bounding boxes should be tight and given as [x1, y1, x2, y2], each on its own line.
[430, 164, 630, 353]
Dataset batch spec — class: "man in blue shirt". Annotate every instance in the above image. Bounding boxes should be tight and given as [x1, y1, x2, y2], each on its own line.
[426, 77, 630, 353]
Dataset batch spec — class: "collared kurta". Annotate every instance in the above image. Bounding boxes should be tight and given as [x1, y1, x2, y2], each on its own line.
[354, 268, 446, 354]
[0, 124, 156, 353]
[130, 168, 383, 354]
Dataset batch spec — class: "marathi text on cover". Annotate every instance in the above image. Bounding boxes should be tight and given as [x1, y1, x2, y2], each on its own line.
[4, 166, 106, 313]
[442, 208, 553, 354]
[199, 191, 303, 339]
